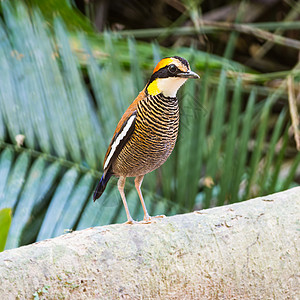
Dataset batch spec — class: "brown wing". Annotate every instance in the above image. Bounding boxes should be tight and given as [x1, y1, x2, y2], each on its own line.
[102, 89, 146, 173]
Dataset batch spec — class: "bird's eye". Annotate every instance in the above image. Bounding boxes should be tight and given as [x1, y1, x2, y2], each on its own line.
[168, 64, 177, 74]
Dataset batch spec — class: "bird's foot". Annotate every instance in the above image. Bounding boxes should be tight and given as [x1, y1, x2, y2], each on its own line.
[139, 219, 154, 224]
[139, 214, 166, 224]
[139, 216, 154, 224]
[123, 218, 137, 225]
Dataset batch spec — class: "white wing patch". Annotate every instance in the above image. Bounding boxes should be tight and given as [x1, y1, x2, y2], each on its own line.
[104, 114, 136, 170]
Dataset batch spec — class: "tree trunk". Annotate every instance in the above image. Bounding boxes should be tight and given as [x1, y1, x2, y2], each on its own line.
[0, 187, 299, 299]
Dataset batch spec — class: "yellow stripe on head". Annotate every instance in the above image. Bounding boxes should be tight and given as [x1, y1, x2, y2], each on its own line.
[152, 57, 173, 74]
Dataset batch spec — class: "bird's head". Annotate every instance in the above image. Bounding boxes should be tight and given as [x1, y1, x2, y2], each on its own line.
[146, 56, 199, 98]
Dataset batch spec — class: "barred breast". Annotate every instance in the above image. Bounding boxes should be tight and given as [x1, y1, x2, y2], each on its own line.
[112, 94, 179, 177]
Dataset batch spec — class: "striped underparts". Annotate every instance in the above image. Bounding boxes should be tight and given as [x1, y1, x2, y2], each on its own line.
[111, 93, 179, 177]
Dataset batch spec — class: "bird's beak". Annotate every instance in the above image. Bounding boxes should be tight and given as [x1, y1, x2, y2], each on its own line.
[177, 70, 200, 79]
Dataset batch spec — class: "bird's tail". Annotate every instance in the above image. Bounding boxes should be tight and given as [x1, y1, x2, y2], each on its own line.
[93, 173, 112, 201]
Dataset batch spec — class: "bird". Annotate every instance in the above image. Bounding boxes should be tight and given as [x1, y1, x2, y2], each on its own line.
[93, 56, 199, 224]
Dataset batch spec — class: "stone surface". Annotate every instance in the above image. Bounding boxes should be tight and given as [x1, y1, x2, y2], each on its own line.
[0, 187, 299, 299]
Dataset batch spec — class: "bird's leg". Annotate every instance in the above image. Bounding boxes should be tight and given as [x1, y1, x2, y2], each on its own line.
[134, 175, 151, 223]
[117, 176, 135, 224]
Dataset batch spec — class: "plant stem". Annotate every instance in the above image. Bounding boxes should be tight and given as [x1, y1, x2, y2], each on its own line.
[287, 75, 300, 151]
[113, 21, 300, 50]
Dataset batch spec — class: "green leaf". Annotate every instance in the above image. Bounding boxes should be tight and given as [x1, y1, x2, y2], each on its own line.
[0, 149, 14, 204]
[230, 90, 256, 203]
[5, 157, 46, 249]
[203, 69, 227, 207]
[53, 173, 94, 236]
[77, 183, 121, 229]
[1, 152, 31, 210]
[218, 78, 242, 205]
[24, 0, 94, 32]
[36, 168, 79, 241]
[0, 208, 12, 252]
[259, 109, 287, 194]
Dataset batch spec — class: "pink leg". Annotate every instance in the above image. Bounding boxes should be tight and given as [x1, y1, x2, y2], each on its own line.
[118, 176, 135, 224]
[134, 175, 151, 222]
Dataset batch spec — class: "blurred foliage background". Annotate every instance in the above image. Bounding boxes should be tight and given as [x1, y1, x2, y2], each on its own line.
[0, 0, 299, 250]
